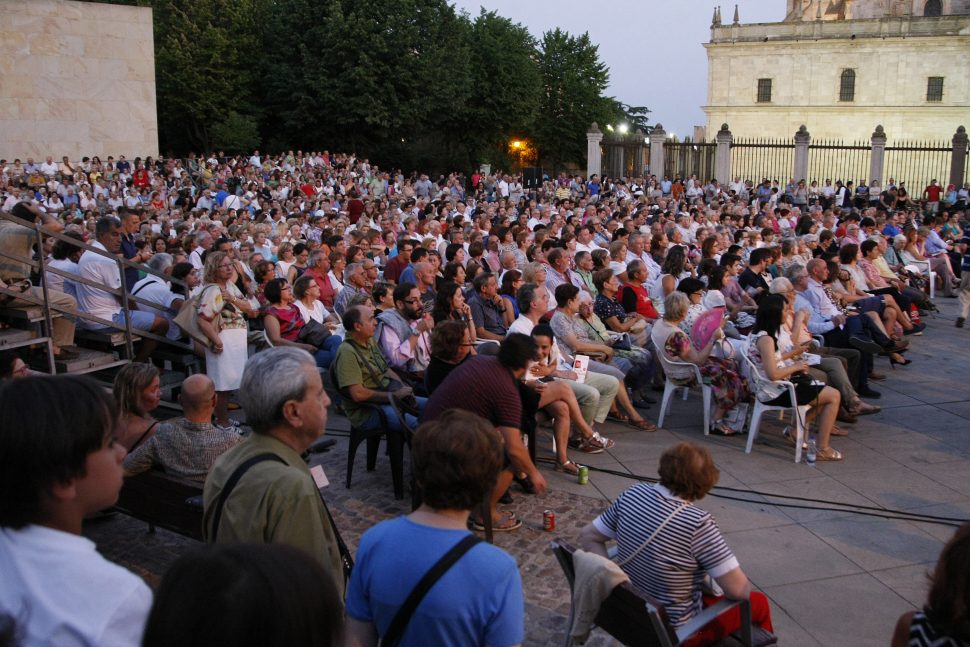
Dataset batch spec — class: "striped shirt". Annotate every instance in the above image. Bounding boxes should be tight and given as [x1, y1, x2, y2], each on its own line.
[592, 483, 738, 628]
[908, 611, 970, 646]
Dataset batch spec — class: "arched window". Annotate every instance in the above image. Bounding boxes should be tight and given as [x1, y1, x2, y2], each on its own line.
[839, 69, 856, 102]
[924, 0, 942, 16]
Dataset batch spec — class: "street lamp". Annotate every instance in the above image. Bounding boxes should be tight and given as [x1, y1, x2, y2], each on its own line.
[512, 140, 522, 149]
[618, 123, 629, 134]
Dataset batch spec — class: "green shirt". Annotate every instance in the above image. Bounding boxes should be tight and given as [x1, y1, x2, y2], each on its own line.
[202, 433, 345, 598]
[333, 337, 391, 428]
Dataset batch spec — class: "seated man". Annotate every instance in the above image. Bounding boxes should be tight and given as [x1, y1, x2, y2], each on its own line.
[0, 375, 152, 645]
[76, 216, 169, 362]
[422, 334, 548, 532]
[580, 442, 773, 646]
[333, 305, 427, 436]
[130, 252, 186, 340]
[333, 261, 369, 316]
[0, 202, 78, 360]
[344, 410, 524, 646]
[376, 282, 434, 381]
[124, 374, 242, 481]
[737, 247, 772, 304]
[203, 348, 345, 596]
[468, 272, 511, 341]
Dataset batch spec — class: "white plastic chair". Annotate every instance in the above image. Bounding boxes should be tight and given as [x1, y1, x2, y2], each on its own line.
[739, 337, 811, 463]
[656, 351, 713, 435]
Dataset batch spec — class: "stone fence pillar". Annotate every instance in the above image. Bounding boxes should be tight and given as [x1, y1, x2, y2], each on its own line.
[649, 124, 666, 179]
[793, 125, 810, 182]
[586, 123, 604, 179]
[869, 125, 887, 186]
[950, 126, 968, 190]
[715, 123, 732, 184]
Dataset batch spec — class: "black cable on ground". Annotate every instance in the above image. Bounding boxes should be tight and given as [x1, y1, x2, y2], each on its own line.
[536, 458, 968, 528]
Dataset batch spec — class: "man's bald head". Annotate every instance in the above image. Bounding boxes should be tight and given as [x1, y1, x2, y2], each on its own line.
[179, 374, 215, 416]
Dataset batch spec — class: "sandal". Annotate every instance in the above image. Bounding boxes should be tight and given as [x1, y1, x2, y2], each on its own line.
[627, 418, 658, 432]
[578, 432, 614, 453]
[782, 426, 808, 449]
[555, 459, 582, 476]
[816, 446, 844, 461]
[470, 511, 522, 532]
[607, 411, 631, 423]
[709, 421, 741, 436]
[830, 425, 849, 437]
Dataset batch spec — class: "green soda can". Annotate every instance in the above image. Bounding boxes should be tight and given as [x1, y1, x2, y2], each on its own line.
[578, 465, 589, 485]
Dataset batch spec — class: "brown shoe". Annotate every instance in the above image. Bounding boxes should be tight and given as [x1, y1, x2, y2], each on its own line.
[850, 401, 881, 415]
[836, 408, 858, 424]
[868, 371, 886, 381]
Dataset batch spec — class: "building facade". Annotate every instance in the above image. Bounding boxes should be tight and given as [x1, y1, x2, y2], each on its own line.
[0, 0, 158, 161]
[704, 0, 970, 142]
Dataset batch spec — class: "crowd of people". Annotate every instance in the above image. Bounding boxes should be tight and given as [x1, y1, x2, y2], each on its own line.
[1, 149, 969, 646]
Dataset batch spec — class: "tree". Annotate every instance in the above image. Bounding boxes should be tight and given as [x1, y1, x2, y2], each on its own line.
[534, 29, 621, 171]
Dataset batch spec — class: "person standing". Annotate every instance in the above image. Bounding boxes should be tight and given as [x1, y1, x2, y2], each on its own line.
[197, 251, 256, 431]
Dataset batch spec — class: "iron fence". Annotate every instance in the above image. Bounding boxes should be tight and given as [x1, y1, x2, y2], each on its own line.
[883, 140, 953, 193]
[807, 139, 871, 186]
[663, 141, 716, 182]
[730, 138, 794, 183]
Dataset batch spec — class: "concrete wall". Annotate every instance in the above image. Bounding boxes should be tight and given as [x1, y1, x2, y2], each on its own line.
[704, 14, 970, 141]
[0, 0, 158, 161]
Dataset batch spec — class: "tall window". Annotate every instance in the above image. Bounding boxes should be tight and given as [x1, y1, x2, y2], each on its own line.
[757, 78, 772, 103]
[927, 77, 944, 102]
[924, 0, 942, 16]
[839, 69, 856, 102]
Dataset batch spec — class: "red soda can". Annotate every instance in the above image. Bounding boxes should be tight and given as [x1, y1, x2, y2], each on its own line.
[543, 509, 556, 532]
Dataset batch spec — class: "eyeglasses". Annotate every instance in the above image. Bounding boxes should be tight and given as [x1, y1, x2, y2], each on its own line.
[217, 263, 233, 269]
[280, 285, 292, 291]
[403, 298, 420, 304]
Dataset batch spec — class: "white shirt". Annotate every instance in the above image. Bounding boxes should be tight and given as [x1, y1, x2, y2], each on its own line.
[45, 258, 80, 296]
[76, 241, 122, 327]
[294, 298, 330, 324]
[0, 525, 152, 647]
[132, 274, 182, 337]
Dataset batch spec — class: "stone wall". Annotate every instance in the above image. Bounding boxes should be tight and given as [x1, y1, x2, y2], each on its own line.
[0, 0, 158, 161]
[705, 15, 970, 141]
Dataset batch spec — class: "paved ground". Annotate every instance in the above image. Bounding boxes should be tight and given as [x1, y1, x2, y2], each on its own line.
[85, 297, 970, 646]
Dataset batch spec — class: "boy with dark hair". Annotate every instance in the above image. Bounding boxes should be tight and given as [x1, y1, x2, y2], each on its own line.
[0, 375, 152, 646]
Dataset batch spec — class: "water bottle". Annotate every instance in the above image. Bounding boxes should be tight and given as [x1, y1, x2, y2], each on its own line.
[806, 435, 817, 466]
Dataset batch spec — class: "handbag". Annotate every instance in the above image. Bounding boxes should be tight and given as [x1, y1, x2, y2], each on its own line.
[612, 333, 633, 351]
[173, 285, 221, 348]
[297, 319, 331, 348]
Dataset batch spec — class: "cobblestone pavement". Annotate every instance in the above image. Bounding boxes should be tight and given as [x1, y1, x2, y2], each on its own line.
[85, 298, 970, 646]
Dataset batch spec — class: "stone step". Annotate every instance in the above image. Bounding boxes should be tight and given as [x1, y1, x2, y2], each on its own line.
[0, 327, 37, 348]
[54, 348, 125, 374]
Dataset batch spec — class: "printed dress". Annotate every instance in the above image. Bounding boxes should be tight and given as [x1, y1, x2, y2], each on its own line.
[663, 327, 749, 413]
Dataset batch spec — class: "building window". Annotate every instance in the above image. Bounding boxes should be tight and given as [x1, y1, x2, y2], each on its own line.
[839, 69, 856, 102]
[924, 0, 942, 16]
[757, 78, 772, 103]
[927, 77, 944, 102]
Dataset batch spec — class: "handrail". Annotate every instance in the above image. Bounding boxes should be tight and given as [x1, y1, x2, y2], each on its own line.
[0, 210, 195, 355]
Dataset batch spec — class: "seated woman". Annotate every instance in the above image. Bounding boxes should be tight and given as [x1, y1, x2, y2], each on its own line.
[713, 255, 757, 330]
[747, 294, 843, 460]
[676, 278, 708, 335]
[113, 363, 162, 451]
[425, 320, 476, 395]
[263, 278, 340, 369]
[529, 325, 616, 475]
[905, 226, 957, 297]
[840, 244, 921, 335]
[892, 521, 970, 647]
[594, 269, 649, 347]
[580, 442, 774, 647]
[650, 292, 749, 436]
[499, 269, 524, 323]
[551, 284, 655, 415]
[431, 281, 477, 340]
[619, 260, 660, 322]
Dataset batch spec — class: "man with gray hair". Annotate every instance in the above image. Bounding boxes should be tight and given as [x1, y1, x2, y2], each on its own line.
[333, 261, 368, 316]
[130, 252, 184, 340]
[188, 231, 212, 270]
[202, 347, 345, 595]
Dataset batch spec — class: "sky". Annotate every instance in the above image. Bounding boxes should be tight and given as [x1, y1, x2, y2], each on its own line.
[450, 0, 784, 138]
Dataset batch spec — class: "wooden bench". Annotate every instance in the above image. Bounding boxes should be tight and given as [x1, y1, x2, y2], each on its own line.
[115, 470, 205, 542]
[550, 540, 776, 647]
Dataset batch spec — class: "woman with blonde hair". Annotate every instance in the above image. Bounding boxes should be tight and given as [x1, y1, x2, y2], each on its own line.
[198, 251, 257, 431]
[113, 362, 162, 451]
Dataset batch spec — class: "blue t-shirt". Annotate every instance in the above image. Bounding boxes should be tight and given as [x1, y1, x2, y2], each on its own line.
[346, 516, 523, 647]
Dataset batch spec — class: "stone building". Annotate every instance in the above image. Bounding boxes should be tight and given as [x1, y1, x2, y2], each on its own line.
[703, 0, 970, 141]
[0, 0, 158, 161]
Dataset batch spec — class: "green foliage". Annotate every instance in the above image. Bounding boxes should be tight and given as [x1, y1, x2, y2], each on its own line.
[210, 111, 261, 154]
[77, 0, 645, 172]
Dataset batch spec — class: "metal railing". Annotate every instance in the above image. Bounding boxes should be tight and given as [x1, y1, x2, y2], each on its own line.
[0, 210, 194, 373]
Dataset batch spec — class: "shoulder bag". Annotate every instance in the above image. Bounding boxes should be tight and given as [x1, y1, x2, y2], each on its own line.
[380, 535, 482, 647]
[173, 285, 221, 348]
[208, 452, 354, 582]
